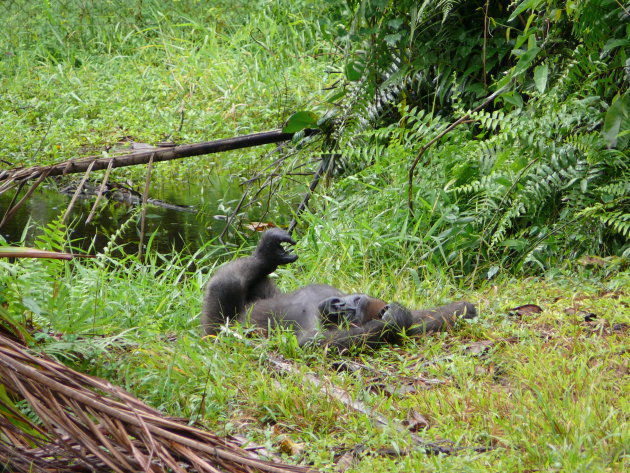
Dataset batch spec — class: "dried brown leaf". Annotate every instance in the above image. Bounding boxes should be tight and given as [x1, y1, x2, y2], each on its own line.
[277, 437, 304, 456]
[334, 450, 357, 472]
[464, 340, 496, 355]
[403, 410, 430, 432]
[243, 222, 277, 232]
[508, 304, 543, 317]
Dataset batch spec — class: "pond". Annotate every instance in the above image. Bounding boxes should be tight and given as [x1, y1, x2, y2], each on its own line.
[0, 171, 281, 255]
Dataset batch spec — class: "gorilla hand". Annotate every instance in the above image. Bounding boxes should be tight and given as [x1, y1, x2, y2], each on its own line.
[381, 303, 414, 331]
[253, 228, 298, 267]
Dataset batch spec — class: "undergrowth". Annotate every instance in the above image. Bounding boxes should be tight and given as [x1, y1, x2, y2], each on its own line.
[1, 222, 628, 472]
[314, 0, 629, 277]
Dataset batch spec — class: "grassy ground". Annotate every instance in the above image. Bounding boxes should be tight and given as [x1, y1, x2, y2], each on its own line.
[1, 228, 627, 472]
[0, 0, 332, 177]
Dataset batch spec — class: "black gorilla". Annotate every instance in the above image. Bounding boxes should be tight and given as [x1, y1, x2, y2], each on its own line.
[201, 228, 475, 350]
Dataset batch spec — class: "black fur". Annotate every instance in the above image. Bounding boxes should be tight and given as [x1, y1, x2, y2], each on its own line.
[201, 229, 476, 350]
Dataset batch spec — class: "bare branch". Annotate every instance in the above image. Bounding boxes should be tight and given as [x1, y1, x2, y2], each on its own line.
[0, 333, 317, 473]
[0, 129, 320, 184]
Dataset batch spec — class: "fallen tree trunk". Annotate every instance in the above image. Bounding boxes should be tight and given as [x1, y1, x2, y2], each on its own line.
[0, 128, 319, 185]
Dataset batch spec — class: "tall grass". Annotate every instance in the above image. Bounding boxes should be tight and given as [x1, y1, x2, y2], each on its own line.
[0, 0, 332, 176]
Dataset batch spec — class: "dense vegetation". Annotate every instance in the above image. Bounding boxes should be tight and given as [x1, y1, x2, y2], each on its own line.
[1, 1, 628, 472]
[0, 0, 330, 170]
[317, 0, 629, 277]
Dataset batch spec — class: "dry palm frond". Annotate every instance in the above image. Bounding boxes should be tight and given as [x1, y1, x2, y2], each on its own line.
[0, 334, 315, 473]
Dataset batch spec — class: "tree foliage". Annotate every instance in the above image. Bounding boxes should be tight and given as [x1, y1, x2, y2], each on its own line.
[319, 0, 629, 275]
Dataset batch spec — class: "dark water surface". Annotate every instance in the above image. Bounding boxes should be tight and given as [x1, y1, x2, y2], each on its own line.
[0, 173, 250, 254]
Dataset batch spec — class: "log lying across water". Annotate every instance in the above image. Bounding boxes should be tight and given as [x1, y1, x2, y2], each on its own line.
[0, 128, 319, 184]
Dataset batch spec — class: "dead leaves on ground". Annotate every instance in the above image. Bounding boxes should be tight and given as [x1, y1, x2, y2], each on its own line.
[333, 359, 446, 398]
[508, 304, 543, 317]
[403, 410, 430, 432]
[506, 287, 628, 337]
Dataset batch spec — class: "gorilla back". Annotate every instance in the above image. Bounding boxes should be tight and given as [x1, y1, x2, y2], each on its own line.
[201, 228, 476, 350]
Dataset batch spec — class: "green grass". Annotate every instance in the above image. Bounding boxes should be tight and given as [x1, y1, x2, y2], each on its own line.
[1, 224, 628, 472]
[0, 0, 332, 177]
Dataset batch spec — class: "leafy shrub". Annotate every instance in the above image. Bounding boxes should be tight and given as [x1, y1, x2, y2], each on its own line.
[312, 0, 628, 278]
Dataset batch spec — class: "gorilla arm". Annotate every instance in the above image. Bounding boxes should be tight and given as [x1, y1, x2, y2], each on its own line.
[201, 228, 298, 336]
[406, 301, 477, 335]
[308, 303, 415, 350]
[317, 301, 477, 351]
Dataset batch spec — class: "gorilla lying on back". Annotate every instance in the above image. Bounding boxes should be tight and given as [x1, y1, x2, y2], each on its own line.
[202, 228, 476, 350]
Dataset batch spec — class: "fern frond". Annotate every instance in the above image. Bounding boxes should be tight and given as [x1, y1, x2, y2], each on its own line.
[597, 181, 630, 197]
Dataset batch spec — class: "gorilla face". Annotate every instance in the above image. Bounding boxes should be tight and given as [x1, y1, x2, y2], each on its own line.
[318, 294, 384, 326]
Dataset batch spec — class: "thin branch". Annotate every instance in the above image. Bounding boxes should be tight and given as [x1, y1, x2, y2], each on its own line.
[0, 176, 19, 195]
[63, 160, 95, 222]
[0, 179, 26, 225]
[86, 158, 114, 224]
[287, 155, 332, 234]
[613, 0, 629, 15]
[138, 153, 155, 261]
[483, 0, 490, 91]
[0, 169, 52, 229]
[0, 333, 316, 473]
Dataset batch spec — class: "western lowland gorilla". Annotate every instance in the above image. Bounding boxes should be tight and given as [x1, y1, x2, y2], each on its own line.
[201, 228, 476, 350]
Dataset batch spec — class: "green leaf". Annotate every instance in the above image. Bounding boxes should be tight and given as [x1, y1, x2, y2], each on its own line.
[509, 0, 544, 22]
[513, 46, 540, 76]
[602, 94, 628, 148]
[495, 176, 512, 187]
[345, 61, 363, 81]
[533, 64, 548, 93]
[22, 297, 42, 316]
[514, 30, 533, 49]
[502, 91, 524, 109]
[602, 38, 630, 54]
[487, 265, 500, 280]
[282, 111, 319, 134]
[500, 239, 528, 251]
[326, 89, 347, 104]
[387, 18, 403, 30]
[384, 33, 402, 47]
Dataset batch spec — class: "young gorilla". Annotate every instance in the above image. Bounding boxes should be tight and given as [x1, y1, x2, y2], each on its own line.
[201, 228, 476, 350]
